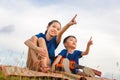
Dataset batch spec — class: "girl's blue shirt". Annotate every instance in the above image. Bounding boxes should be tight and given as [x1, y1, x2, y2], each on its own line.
[35, 33, 59, 64]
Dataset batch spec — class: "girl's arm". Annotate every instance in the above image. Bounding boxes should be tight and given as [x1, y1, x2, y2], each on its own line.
[24, 36, 46, 57]
[56, 14, 77, 43]
[51, 55, 62, 71]
[82, 37, 93, 56]
[24, 36, 38, 51]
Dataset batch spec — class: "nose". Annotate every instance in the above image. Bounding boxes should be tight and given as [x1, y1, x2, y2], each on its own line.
[52, 28, 58, 34]
[73, 41, 76, 45]
[54, 27, 59, 32]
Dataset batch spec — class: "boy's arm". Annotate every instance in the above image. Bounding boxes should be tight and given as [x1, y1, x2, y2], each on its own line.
[82, 37, 93, 56]
[51, 55, 62, 71]
[56, 14, 77, 43]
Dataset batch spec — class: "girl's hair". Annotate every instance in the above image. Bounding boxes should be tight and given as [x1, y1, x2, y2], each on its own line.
[63, 35, 77, 44]
[45, 20, 61, 34]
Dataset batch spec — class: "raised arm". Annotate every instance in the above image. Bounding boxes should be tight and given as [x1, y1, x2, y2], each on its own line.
[82, 37, 93, 56]
[56, 14, 77, 43]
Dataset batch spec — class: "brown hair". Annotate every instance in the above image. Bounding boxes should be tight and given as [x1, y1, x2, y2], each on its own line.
[45, 20, 61, 34]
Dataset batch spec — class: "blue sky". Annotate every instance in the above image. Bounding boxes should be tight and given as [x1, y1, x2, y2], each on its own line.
[0, 0, 120, 79]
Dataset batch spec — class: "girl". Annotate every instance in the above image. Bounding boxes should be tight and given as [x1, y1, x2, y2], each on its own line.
[24, 15, 77, 72]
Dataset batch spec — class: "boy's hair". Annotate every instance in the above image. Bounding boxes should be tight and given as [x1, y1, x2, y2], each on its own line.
[63, 35, 77, 44]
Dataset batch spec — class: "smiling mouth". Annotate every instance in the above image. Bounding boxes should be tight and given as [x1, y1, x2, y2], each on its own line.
[72, 43, 76, 45]
[51, 31, 57, 34]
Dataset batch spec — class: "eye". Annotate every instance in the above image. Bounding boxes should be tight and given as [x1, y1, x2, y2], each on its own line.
[70, 39, 73, 41]
[53, 26, 56, 28]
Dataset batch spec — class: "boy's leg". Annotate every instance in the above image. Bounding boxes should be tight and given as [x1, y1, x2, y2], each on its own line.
[37, 38, 50, 72]
[62, 58, 71, 73]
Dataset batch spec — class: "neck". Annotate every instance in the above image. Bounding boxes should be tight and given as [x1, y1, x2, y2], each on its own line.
[46, 33, 53, 41]
[67, 48, 75, 53]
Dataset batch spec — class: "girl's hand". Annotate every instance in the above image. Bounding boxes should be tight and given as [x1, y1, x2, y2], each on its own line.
[68, 14, 77, 26]
[87, 36, 93, 46]
[37, 47, 47, 58]
[33, 60, 40, 67]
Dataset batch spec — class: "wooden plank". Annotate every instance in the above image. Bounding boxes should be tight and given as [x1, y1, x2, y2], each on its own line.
[1, 65, 72, 79]
[1, 65, 112, 80]
[69, 60, 102, 76]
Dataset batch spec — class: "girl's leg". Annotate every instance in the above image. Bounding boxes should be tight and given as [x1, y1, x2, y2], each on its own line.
[37, 38, 50, 72]
[27, 36, 39, 70]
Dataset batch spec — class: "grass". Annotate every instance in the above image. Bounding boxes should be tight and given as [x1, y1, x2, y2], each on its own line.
[0, 71, 40, 80]
[0, 71, 65, 80]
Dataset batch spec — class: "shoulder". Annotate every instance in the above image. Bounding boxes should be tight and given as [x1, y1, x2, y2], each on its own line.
[59, 49, 67, 56]
[74, 50, 82, 54]
[35, 33, 45, 38]
[60, 49, 67, 53]
[74, 50, 83, 58]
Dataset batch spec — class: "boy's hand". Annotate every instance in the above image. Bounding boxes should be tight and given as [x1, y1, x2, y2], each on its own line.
[51, 65, 55, 72]
[87, 36, 93, 46]
[68, 14, 77, 26]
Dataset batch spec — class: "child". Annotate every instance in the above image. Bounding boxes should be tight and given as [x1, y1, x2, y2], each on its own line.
[52, 35, 93, 74]
[24, 15, 77, 72]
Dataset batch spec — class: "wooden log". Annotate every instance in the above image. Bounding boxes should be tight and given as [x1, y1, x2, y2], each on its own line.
[1, 65, 112, 80]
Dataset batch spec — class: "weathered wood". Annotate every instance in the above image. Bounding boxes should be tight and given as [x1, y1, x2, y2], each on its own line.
[1, 65, 113, 80]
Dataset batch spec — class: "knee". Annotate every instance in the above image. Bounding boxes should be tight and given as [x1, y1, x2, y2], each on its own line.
[38, 38, 45, 43]
[31, 36, 38, 43]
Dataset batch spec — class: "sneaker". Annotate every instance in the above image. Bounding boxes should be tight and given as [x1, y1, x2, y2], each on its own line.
[62, 58, 71, 73]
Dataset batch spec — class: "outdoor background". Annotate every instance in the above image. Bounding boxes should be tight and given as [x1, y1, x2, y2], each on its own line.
[0, 0, 120, 79]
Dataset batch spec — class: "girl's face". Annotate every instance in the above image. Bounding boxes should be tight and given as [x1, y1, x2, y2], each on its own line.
[64, 37, 77, 49]
[47, 22, 61, 37]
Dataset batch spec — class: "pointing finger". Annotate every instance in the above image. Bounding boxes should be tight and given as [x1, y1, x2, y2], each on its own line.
[90, 36, 92, 40]
[72, 14, 77, 20]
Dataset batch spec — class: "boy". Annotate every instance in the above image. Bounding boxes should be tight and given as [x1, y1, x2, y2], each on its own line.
[52, 35, 93, 75]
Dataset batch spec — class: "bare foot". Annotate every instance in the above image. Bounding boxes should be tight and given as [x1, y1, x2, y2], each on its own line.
[40, 67, 50, 73]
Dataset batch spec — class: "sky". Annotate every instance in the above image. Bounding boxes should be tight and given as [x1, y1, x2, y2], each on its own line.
[0, 0, 120, 79]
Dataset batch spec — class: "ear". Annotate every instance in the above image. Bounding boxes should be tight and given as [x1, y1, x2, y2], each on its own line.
[64, 43, 67, 48]
[46, 26, 49, 31]
[47, 26, 49, 30]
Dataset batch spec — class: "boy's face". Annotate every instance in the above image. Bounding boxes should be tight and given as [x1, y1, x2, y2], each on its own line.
[47, 22, 61, 37]
[64, 37, 77, 49]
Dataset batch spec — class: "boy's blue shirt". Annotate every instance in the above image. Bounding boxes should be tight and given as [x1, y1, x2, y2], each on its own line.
[59, 49, 82, 64]
[59, 49, 82, 74]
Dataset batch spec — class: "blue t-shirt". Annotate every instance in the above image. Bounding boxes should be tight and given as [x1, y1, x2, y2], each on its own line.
[35, 33, 59, 64]
[59, 49, 82, 74]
